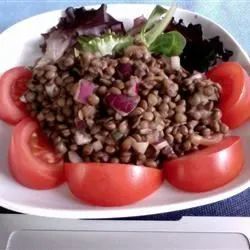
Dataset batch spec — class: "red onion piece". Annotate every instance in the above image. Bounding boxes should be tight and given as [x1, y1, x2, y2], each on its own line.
[74, 131, 92, 145]
[74, 79, 96, 104]
[106, 94, 140, 116]
[140, 128, 152, 135]
[68, 151, 83, 163]
[153, 140, 169, 151]
[147, 131, 161, 143]
[92, 140, 103, 152]
[115, 63, 133, 81]
[19, 95, 27, 103]
[74, 118, 86, 129]
[132, 141, 149, 154]
[127, 78, 139, 96]
[45, 83, 58, 97]
[190, 134, 223, 146]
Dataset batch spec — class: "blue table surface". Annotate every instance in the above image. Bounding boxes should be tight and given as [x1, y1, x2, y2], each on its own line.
[0, 0, 249, 219]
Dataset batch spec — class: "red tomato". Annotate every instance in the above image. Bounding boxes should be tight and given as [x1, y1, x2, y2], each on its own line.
[0, 67, 32, 125]
[9, 118, 64, 189]
[207, 62, 250, 128]
[163, 136, 244, 192]
[65, 163, 163, 206]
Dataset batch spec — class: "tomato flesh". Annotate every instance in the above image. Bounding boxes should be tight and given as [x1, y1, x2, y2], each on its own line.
[9, 118, 64, 189]
[207, 62, 250, 128]
[65, 163, 163, 206]
[163, 136, 244, 192]
[0, 67, 32, 125]
[29, 131, 62, 165]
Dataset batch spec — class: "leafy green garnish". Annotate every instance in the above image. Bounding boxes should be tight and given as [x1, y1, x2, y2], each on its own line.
[140, 5, 177, 47]
[149, 31, 186, 57]
[113, 38, 133, 54]
[78, 33, 133, 56]
[77, 5, 186, 58]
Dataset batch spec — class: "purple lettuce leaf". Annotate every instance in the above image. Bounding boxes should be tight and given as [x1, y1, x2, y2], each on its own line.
[38, 4, 125, 66]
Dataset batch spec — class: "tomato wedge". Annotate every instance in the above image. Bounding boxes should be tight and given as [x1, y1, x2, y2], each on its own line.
[207, 62, 250, 128]
[65, 163, 163, 206]
[0, 67, 32, 125]
[163, 136, 244, 192]
[9, 117, 64, 189]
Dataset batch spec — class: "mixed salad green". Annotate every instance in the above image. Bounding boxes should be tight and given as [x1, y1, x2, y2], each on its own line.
[77, 6, 186, 58]
[39, 4, 231, 71]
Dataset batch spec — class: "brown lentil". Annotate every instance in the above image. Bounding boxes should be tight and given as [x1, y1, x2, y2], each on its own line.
[143, 112, 154, 121]
[121, 137, 134, 151]
[104, 121, 116, 130]
[97, 86, 108, 95]
[110, 157, 119, 163]
[119, 120, 129, 134]
[105, 145, 116, 154]
[82, 144, 93, 156]
[120, 152, 132, 163]
[87, 94, 100, 106]
[145, 159, 158, 168]
[175, 113, 187, 123]
[147, 93, 158, 106]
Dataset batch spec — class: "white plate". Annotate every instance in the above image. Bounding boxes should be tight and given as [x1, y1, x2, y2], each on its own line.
[0, 4, 250, 219]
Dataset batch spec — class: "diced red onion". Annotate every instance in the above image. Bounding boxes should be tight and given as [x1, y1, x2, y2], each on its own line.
[105, 94, 140, 116]
[186, 72, 203, 82]
[94, 134, 105, 142]
[147, 131, 161, 144]
[115, 63, 133, 81]
[74, 118, 86, 129]
[19, 95, 27, 103]
[132, 141, 149, 154]
[190, 134, 223, 146]
[74, 130, 92, 145]
[92, 140, 103, 152]
[56, 142, 67, 154]
[45, 83, 58, 97]
[102, 153, 109, 162]
[127, 78, 139, 96]
[140, 128, 152, 135]
[74, 79, 96, 104]
[68, 151, 83, 163]
[86, 118, 94, 127]
[153, 140, 169, 151]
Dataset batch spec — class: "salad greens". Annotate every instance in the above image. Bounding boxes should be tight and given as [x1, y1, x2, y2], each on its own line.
[77, 5, 186, 58]
[37, 4, 125, 66]
[166, 19, 233, 72]
[78, 33, 133, 56]
[140, 5, 177, 47]
[149, 31, 186, 57]
[37, 3, 232, 71]
[139, 5, 186, 57]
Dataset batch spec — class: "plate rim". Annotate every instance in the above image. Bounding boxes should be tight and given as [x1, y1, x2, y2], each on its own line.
[0, 181, 248, 218]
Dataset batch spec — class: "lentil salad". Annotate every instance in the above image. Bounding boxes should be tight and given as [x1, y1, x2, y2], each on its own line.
[26, 44, 228, 168]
